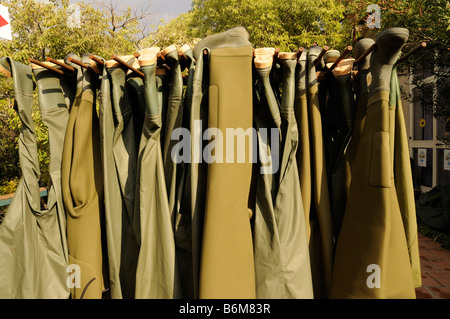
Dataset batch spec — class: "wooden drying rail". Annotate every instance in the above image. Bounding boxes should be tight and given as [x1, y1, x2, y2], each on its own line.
[396, 42, 427, 65]
[46, 57, 75, 72]
[354, 44, 376, 66]
[15, 41, 427, 82]
[314, 46, 329, 67]
[111, 55, 145, 78]
[89, 55, 104, 65]
[66, 56, 89, 69]
[28, 58, 64, 75]
[325, 46, 353, 75]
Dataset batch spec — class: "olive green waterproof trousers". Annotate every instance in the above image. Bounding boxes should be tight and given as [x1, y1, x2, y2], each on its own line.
[62, 53, 105, 299]
[306, 47, 335, 299]
[390, 66, 421, 288]
[330, 29, 416, 298]
[195, 27, 256, 299]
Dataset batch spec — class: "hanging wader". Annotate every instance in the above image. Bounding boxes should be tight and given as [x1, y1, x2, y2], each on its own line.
[253, 51, 313, 298]
[330, 28, 416, 299]
[62, 53, 105, 299]
[134, 50, 176, 298]
[0, 58, 70, 298]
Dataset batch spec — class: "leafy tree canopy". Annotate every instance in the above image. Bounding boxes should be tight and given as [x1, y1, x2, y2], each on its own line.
[156, 0, 348, 52]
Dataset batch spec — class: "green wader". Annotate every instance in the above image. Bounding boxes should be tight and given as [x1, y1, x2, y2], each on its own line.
[189, 46, 209, 299]
[195, 27, 256, 299]
[159, 46, 189, 299]
[0, 58, 70, 298]
[62, 53, 105, 299]
[134, 56, 175, 299]
[253, 52, 313, 298]
[98, 56, 121, 299]
[330, 28, 416, 299]
[176, 45, 196, 299]
[32, 63, 72, 273]
[390, 65, 422, 288]
[99, 55, 141, 299]
[160, 47, 184, 218]
[306, 46, 335, 299]
[321, 59, 356, 242]
[294, 53, 312, 241]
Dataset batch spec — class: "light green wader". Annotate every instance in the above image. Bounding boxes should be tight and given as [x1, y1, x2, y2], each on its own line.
[0, 58, 70, 298]
[330, 28, 416, 299]
[62, 53, 105, 299]
[253, 52, 313, 299]
[134, 57, 175, 299]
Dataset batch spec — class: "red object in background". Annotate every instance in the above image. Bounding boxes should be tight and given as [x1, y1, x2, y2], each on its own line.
[0, 15, 9, 28]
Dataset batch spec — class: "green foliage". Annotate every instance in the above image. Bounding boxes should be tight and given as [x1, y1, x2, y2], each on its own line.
[0, 76, 20, 193]
[155, 0, 348, 52]
[0, 178, 20, 196]
[341, 0, 449, 49]
[0, 0, 145, 62]
[340, 0, 449, 145]
[154, 12, 201, 49]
